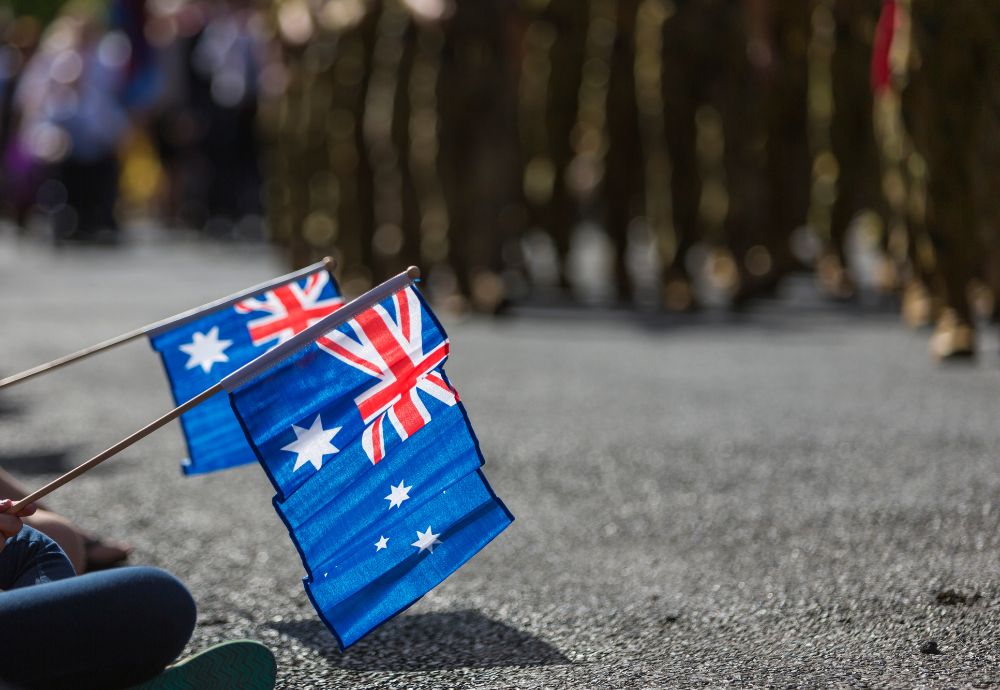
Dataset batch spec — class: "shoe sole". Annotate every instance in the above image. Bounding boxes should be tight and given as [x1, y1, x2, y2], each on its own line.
[130, 640, 276, 690]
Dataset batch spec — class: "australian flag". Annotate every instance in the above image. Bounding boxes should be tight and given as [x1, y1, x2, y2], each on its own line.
[228, 284, 513, 648]
[150, 268, 343, 474]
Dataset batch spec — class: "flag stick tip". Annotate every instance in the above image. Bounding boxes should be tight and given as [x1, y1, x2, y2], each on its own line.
[322, 256, 337, 271]
[406, 265, 421, 280]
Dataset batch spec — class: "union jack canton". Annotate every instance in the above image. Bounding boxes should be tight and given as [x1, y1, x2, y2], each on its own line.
[316, 287, 459, 464]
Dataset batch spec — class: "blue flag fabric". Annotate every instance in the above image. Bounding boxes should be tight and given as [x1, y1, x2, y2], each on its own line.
[304, 470, 512, 648]
[150, 270, 343, 475]
[229, 284, 513, 648]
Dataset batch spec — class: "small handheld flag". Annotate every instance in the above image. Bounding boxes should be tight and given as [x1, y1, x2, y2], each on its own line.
[149, 263, 343, 474]
[227, 278, 513, 648]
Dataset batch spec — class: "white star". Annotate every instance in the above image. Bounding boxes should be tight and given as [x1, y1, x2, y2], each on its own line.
[282, 415, 342, 473]
[374, 535, 389, 551]
[384, 481, 412, 509]
[411, 526, 442, 553]
[179, 326, 233, 373]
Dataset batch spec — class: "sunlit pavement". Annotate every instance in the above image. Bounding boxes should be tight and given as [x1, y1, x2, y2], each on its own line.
[1, 228, 998, 688]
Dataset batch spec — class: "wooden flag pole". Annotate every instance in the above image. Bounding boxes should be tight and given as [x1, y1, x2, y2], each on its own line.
[5, 266, 419, 514]
[0, 326, 153, 391]
[0, 258, 338, 391]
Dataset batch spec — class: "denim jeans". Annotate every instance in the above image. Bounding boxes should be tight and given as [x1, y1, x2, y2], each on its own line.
[0, 521, 77, 589]
[0, 526, 196, 689]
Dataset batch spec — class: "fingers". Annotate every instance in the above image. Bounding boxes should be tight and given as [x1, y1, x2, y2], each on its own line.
[0, 501, 24, 541]
[0, 498, 35, 517]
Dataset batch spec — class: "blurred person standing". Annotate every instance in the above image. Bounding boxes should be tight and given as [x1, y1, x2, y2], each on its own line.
[602, 0, 646, 306]
[658, 0, 771, 310]
[0, 15, 42, 227]
[15, 5, 130, 243]
[517, 0, 588, 296]
[754, 0, 811, 300]
[191, 0, 267, 236]
[145, 0, 215, 229]
[870, 0, 938, 326]
[815, 0, 886, 301]
[435, 0, 522, 311]
[900, 0, 1000, 359]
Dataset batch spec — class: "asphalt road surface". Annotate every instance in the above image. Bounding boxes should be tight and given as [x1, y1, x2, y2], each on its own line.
[0, 233, 997, 688]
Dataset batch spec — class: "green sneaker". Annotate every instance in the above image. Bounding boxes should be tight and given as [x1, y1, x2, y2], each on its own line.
[130, 640, 276, 690]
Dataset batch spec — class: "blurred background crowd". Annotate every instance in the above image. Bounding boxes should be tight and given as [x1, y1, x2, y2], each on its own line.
[1, 0, 999, 359]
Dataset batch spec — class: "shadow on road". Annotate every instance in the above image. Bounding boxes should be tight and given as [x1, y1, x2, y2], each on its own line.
[0, 397, 23, 416]
[0, 450, 73, 475]
[271, 609, 571, 671]
[502, 273, 902, 335]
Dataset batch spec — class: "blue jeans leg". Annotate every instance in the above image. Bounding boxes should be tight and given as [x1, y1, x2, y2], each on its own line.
[0, 528, 196, 689]
[0, 524, 77, 589]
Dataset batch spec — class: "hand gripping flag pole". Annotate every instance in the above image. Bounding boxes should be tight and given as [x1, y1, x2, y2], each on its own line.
[6, 267, 421, 514]
[0, 257, 338, 391]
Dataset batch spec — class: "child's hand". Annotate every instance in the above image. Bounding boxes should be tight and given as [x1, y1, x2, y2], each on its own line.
[0, 499, 37, 554]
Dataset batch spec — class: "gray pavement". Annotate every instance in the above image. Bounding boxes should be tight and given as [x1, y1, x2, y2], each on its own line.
[0, 232, 997, 688]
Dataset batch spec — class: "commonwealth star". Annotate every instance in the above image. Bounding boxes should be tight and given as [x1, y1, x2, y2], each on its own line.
[179, 326, 233, 373]
[283, 415, 342, 473]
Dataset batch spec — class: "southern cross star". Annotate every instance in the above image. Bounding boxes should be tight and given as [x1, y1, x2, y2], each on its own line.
[384, 480, 412, 509]
[374, 536, 389, 551]
[411, 526, 442, 553]
[282, 414, 342, 473]
[179, 326, 233, 373]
